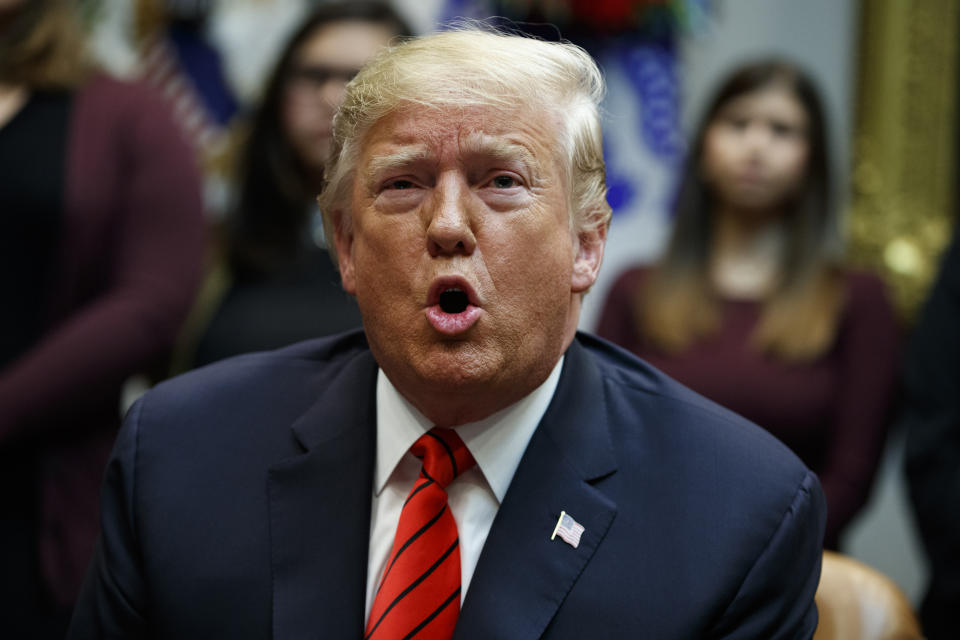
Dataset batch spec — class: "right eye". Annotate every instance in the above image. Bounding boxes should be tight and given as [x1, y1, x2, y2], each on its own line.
[384, 179, 415, 190]
[724, 116, 748, 130]
[490, 175, 521, 189]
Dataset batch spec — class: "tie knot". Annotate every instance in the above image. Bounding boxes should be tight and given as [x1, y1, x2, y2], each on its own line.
[411, 428, 476, 489]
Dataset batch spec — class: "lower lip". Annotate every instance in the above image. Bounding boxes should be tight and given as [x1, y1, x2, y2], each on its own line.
[425, 305, 482, 335]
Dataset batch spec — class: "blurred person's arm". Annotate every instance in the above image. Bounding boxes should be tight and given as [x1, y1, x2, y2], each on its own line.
[0, 78, 205, 439]
[818, 273, 900, 546]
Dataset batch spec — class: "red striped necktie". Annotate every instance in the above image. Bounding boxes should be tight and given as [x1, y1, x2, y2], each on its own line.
[365, 428, 476, 640]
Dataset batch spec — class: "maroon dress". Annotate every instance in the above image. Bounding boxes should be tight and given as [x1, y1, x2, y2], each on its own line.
[596, 266, 901, 548]
[0, 75, 204, 614]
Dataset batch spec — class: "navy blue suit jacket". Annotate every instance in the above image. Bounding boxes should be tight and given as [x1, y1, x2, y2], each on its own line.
[70, 331, 825, 638]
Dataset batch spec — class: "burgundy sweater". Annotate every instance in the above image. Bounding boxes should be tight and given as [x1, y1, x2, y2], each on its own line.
[0, 75, 204, 604]
[596, 267, 900, 548]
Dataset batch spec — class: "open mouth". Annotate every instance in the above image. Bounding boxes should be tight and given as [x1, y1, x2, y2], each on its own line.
[425, 278, 482, 335]
[439, 288, 470, 314]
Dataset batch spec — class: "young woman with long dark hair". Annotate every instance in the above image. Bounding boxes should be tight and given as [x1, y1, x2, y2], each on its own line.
[597, 60, 900, 549]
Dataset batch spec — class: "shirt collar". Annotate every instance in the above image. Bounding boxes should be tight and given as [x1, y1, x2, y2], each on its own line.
[374, 356, 564, 503]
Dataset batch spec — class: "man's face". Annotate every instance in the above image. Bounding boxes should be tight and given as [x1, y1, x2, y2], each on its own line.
[334, 104, 604, 424]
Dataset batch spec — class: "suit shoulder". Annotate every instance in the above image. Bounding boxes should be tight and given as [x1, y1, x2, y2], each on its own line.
[578, 332, 759, 430]
[577, 332, 812, 483]
[559, 335, 824, 635]
[138, 331, 372, 433]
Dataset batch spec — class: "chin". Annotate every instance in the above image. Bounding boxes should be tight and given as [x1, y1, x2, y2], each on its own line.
[730, 194, 783, 216]
[370, 329, 495, 387]
[417, 343, 501, 388]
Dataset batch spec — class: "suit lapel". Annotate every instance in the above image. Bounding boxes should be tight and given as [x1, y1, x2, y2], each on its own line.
[268, 349, 378, 640]
[455, 338, 619, 640]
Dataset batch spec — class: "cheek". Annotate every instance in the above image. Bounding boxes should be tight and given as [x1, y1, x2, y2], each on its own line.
[701, 132, 733, 181]
[353, 217, 423, 287]
[487, 219, 573, 295]
[282, 93, 325, 136]
[280, 97, 308, 146]
[285, 113, 330, 172]
[779, 144, 810, 186]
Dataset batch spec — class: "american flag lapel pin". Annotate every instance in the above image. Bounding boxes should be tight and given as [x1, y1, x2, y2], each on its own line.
[551, 510, 585, 549]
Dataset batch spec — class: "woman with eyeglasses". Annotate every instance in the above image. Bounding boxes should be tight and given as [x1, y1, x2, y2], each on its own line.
[178, 1, 413, 370]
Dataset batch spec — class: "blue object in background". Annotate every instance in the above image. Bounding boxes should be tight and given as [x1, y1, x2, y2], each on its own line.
[617, 42, 683, 163]
[168, 23, 239, 126]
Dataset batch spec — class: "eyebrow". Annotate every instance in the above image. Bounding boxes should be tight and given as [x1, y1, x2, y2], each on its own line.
[459, 132, 539, 172]
[362, 132, 542, 191]
[366, 146, 434, 178]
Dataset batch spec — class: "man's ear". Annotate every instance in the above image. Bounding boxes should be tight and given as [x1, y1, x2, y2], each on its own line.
[333, 211, 357, 295]
[571, 222, 607, 294]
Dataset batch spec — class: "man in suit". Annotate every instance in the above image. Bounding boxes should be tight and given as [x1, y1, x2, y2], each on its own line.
[70, 27, 825, 639]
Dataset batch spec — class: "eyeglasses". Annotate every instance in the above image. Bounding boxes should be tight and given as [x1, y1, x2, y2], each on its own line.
[286, 64, 361, 92]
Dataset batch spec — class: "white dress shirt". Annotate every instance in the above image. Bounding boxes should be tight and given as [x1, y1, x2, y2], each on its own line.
[364, 357, 564, 622]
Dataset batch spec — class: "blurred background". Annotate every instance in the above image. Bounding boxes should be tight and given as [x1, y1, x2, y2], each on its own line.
[8, 0, 959, 630]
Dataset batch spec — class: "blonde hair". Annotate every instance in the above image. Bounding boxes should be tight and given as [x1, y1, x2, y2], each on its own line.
[0, 0, 92, 88]
[318, 25, 611, 262]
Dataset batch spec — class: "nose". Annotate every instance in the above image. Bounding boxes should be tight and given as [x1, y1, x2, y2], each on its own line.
[742, 122, 772, 154]
[426, 173, 477, 257]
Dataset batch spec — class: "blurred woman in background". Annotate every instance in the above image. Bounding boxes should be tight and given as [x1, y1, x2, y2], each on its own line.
[597, 60, 900, 550]
[0, 0, 203, 633]
[178, 1, 412, 369]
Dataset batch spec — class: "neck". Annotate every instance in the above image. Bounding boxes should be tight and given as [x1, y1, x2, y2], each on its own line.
[709, 204, 786, 299]
[410, 381, 548, 428]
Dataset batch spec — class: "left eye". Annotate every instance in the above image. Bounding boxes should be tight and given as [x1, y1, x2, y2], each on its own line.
[491, 175, 519, 188]
[770, 122, 797, 137]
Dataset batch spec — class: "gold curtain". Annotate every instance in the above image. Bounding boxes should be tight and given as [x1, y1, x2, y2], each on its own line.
[850, 0, 959, 320]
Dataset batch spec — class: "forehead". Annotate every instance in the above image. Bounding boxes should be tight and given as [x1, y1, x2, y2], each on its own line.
[720, 85, 808, 123]
[358, 104, 564, 169]
[295, 21, 395, 68]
